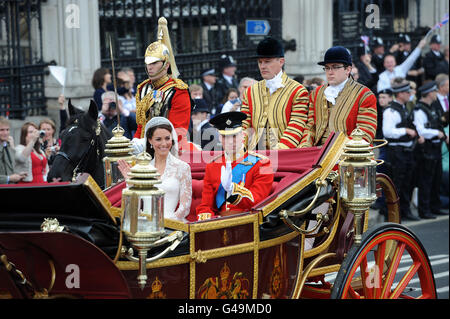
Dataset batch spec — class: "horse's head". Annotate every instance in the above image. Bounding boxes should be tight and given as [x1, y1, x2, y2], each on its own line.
[47, 100, 112, 188]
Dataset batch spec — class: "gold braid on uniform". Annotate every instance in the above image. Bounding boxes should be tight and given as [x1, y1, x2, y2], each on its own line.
[135, 77, 189, 126]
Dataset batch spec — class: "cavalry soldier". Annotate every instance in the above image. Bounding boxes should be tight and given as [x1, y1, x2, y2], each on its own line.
[196, 112, 274, 220]
[382, 79, 419, 221]
[299, 46, 377, 147]
[413, 81, 447, 218]
[133, 17, 191, 150]
[241, 36, 309, 150]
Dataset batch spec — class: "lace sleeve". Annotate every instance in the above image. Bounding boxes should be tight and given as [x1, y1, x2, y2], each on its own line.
[173, 162, 192, 220]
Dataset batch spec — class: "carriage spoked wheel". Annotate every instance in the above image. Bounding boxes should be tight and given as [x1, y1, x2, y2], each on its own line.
[331, 223, 436, 299]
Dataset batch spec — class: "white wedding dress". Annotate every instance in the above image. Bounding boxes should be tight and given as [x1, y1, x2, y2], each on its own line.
[151, 152, 192, 222]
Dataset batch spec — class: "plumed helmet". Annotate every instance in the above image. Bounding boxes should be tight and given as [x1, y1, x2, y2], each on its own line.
[255, 36, 285, 58]
[143, 17, 180, 78]
[318, 46, 352, 66]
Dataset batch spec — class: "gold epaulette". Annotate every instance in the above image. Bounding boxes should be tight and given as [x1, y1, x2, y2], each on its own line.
[173, 78, 189, 90]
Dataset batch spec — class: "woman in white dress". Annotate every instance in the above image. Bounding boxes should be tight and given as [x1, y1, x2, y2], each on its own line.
[121, 117, 192, 222]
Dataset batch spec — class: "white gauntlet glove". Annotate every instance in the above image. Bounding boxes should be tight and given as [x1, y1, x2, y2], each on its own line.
[131, 138, 145, 155]
[220, 161, 233, 193]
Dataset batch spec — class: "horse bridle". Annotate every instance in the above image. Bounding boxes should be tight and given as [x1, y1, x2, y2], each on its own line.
[56, 119, 102, 182]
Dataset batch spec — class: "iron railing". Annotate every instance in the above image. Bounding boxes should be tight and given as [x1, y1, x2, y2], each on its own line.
[99, 0, 283, 85]
[0, 0, 47, 119]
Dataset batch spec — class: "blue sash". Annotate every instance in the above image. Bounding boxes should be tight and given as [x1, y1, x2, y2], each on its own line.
[215, 154, 260, 210]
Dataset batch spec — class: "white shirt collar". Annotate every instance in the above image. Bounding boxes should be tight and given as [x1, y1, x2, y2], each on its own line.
[265, 70, 285, 95]
[223, 74, 233, 85]
[203, 82, 213, 90]
[432, 50, 441, 56]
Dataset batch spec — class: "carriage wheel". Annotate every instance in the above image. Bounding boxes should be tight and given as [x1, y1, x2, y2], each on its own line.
[330, 223, 436, 299]
[376, 173, 400, 224]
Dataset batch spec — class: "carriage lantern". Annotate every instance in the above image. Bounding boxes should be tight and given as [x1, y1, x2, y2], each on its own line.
[338, 129, 377, 245]
[121, 152, 182, 289]
[103, 126, 135, 189]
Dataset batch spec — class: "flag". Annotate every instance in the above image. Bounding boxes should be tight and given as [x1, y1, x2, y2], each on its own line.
[433, 13, 449, 30]
[361, 36, 369, 46]
[361, 36, 370, 54]
[49, 66, 67, 95]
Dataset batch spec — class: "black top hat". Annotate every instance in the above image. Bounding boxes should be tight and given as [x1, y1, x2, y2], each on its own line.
[201, 68, 216, 77]
[192, 98, 210, 113]
[418, 81, 438, 95]
[398, 33, 411, 44]
[430, 34, 442, 44]
[255, 36, 285, 58]
[219, 55, 237, 70]
[209, 111, 247, 135]
[318, 46, 352, 66]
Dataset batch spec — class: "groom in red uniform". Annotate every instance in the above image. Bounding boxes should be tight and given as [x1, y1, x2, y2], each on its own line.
[196, 112, 274, 220]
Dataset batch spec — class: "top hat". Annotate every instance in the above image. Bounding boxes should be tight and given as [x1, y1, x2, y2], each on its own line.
[209, 111, 247, 136]
[219, 55, 237, 70]
[318, 46, 352, 66]
[192, 98, 210, 113]
[255, 36, 285, 58]
[430, 34, 442, 44]
[418, 81, 438, 95]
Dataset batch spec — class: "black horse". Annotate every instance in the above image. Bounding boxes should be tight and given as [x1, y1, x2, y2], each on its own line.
[47, 100, 112, 189]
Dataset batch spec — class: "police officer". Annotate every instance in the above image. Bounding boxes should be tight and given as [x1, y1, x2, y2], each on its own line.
[215, 55, 239, 105]
[395, 33, 424, 87]
[414, 81, 448, 218]
[423, 34, 448, 82]
[371, 37, 386, 75]
[383, 79, 420, 221]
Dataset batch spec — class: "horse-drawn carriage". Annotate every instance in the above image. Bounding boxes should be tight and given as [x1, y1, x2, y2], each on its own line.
[0, 116, 437, 299]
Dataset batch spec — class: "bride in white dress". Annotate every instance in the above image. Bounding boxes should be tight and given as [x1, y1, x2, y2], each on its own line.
[123, 117, 192, 222]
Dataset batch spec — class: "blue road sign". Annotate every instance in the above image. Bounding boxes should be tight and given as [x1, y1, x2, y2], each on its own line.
[246, 20, 271, 36]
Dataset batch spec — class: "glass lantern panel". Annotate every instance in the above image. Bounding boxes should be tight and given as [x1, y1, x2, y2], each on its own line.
[122, 193, 164, 235]
[103, 160, 125, 189]
[138, 195, 164, 233]
[339, 163, 377, 200]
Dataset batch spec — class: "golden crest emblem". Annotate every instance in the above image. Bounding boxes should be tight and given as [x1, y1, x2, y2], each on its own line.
[197, 262, 250, 299]
[147, 276, 166, 299]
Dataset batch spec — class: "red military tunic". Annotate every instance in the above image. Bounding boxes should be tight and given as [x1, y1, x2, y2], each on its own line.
[134, 77, 191, 141]
[196, 151, 274, 218]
